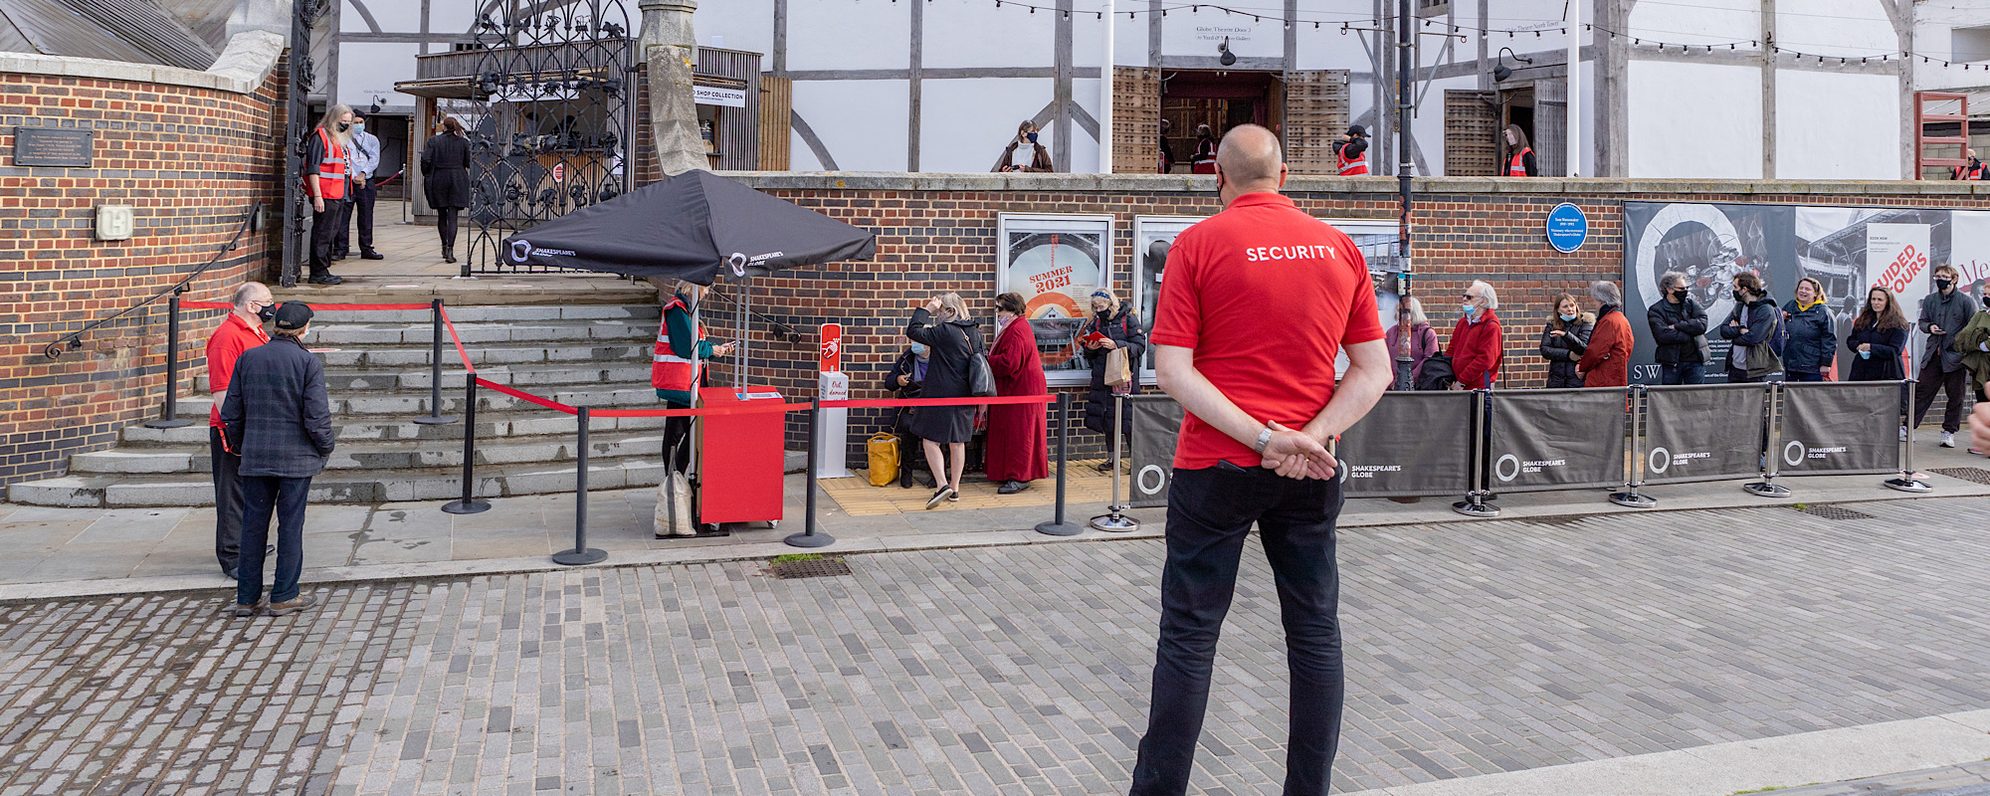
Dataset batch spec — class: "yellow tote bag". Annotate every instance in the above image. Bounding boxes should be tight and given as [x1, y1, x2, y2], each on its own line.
[866, 433, 900, 487]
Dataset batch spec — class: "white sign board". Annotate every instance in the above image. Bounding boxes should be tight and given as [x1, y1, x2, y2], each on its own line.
[694, 86, 748, 108]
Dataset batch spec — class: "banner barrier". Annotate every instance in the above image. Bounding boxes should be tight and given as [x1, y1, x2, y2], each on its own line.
[1339, 392, 1477, 498]
[1485, 388, 1630, 494]
[1641, 383, 1770, 485]
[1127, 395, 1185, 509]
[1776, 381, 1902, 476]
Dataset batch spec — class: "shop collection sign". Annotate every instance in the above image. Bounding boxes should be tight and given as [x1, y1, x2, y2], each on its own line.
[693, 86, 748, 107]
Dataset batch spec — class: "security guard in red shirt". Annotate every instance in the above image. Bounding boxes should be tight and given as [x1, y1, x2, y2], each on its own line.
[205, 282, 273, 579]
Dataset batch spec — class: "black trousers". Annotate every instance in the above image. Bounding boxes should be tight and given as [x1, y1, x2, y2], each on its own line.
[209, 428, 243, 573]
[1912, 360, 1969, 433]
[310, 203, 343, 276]
[437, 207, 461, 251]
[1131, 465, 1346, 796]
[236, 475, 311, 607]
[336, 183, 377, 253]
[663, 415, 693, 474]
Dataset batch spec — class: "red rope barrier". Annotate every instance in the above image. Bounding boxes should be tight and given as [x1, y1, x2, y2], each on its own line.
[591, 402, 812, 419]
[438, 307, 477, 374]
[824, 395, 1056, 410]
[183, 300, 434, 312]
[475, 377, 579, 415]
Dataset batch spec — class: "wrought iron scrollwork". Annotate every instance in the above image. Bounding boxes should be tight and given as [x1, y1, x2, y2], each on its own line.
[462, 0, 634, 273]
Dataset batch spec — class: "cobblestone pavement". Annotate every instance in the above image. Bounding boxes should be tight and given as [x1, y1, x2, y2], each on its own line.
[4, 496, 1989, 795]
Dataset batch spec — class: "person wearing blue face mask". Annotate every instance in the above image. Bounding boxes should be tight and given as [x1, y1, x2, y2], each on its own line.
[1449, 280, 1504, 390]
[335, 109, 385, 261]
[883, 337, 938, 489]
[1537, 292, 1593, 388]
[996, 120, 1053, 173]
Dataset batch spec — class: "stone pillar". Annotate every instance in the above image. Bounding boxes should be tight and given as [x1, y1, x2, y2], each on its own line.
[641, 0, 707, 177]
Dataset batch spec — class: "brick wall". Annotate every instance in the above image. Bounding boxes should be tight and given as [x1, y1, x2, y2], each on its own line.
[716, 174, 1989, 455]
[0, 62, 287, 490]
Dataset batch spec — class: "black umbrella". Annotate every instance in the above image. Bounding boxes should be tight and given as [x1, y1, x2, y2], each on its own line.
[499, 169, 875, 282]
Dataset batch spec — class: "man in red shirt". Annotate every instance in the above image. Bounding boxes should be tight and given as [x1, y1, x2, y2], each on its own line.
[1130, 124, 1392, 796]
[205, 282, 273, 579]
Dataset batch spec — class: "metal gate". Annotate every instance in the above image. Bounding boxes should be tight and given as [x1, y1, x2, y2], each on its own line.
[463, 0, 635, 274]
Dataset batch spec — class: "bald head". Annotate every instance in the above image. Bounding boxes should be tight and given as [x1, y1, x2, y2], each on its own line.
[1215, 124, 1283, 188]
[232, 281, 271, 309]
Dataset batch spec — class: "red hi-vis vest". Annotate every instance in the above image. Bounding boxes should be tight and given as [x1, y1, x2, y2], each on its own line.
[651, 297, 700, 392]
[312, 128, 349, 201]
[1508, 146, 1534, 177]
[1337, 147, 1370, 176]
[1954, 161, 1986, 180]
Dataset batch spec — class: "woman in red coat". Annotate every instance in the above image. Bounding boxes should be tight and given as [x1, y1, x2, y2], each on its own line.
[1576, 280, 1634, 388]
[985, 292, 1050, 493]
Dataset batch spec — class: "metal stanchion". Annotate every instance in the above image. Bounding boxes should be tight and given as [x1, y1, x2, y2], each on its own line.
[1743, 382, 1792, 498]
[1610, 385, 1657, 508]
[1036, 393, 1083, 537]
[145, 293, 194, 430]
[1885, 378, 1933, 493]
[553, 407, 607, 565]
[785, 399, 835, 549]
[1452, 390, 1501, 518]
[1090, 394, 1139, 532]
[442, 375, 490, 514]
[414, 298, 456, 425]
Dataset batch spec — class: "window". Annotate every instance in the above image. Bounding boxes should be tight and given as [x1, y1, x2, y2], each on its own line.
[1416, 0, 1450, 18]
[1954, 26, 1990, 63]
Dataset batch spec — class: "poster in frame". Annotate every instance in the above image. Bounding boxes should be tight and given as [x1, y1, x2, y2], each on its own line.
[995, 213, 1115, 388]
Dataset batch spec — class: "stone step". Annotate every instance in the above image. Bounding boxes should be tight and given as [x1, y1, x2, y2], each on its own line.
[301, 319, 656, 347]
[194, 364, 654, 394]
[8, 458, 671, 508]
[72, 430, 667, 475]
[125, 398, 669, 445]
[315, 342, 649, 370]
[304, 304, 658, 325]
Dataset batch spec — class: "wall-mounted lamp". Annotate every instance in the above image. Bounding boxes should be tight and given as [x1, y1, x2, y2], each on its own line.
[1493, 47, 1534, 82]
[1218, 36, 1236, 66]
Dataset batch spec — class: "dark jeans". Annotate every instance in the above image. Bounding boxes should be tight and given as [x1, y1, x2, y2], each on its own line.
[1546, 370, 1584, 389]
[1660, 362, 1706, 385]
[337, 183, 377, 253]
[1912, 361, 1969, 433]
[1131, 465, 1345, 796]
[663, 415, 693, 474]
[1787, 370, 1825, 382]
[209, 428, 243, 573]
[1726, 368, 1765, 384]
[437, 207, 461, 251]
[310, 202, 343, 276]
[237, 475, 311, 606]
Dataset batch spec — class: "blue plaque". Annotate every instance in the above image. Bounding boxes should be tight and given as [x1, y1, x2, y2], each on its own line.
[1546, 202, 1587, 253]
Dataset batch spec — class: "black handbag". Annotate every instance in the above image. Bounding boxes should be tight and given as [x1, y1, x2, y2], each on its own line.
[964, 326, 997, 397]
[1414, 353, 1457, 391]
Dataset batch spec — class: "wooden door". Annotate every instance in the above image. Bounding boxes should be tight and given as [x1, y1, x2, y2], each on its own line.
[1113, 67, 1161, 174]
[1443, 89, 1500, 176]
[758, 75, 793, 171]
[1281, 69, 1351, 175]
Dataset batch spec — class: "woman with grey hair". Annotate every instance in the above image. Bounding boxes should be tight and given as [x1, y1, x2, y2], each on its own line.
[1578, 280, 1634, 387]
[1646, 270, 1710, 384]
[905, 292, 983, 508]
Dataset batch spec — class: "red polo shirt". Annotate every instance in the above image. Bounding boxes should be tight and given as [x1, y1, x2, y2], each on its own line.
[1149, 192, 1382, 469]
[204, 312, 269, 428]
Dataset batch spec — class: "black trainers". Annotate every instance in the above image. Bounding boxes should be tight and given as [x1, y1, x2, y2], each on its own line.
[265, 594, 317, 616]
[925, 486, 953, 510]
[308, 273, 343, 285]
[360, 250, 385, 260]
[997, 480, 1030, 495]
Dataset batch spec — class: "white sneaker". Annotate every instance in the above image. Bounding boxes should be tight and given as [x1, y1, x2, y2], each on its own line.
[1940, 431, 1956, 448]
[1900, 426, 1909, 441]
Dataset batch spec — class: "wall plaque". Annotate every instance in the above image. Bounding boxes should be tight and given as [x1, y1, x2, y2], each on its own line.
[14, 127, 94, 167]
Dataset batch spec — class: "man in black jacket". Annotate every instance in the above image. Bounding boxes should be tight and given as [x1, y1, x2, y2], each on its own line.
[221, 302, 336, 617]
[1913, 264, 1981, 447]
[1646, 271, 1710, 384]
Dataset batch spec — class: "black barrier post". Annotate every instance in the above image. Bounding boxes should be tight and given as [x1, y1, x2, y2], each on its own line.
[1036, 393, 1084, 537]
[1743, 383, 1792, 498]
[145, 293, 194, 430]
[1885, 378, 1933, 493]
[414, 298, 456, 426]
[553, 407, 607, 565]
[1610, 386, 1657, 508]
[442, 375, 490, 515]
[785, 399, 835, 549]
[1452, 390, 1501, 518]
[1090, 394, 1139, 532]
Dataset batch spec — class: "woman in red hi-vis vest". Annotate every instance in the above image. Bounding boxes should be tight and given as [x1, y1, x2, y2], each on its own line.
[304, 105, 354, 284]
[1336, 124, 1371, 175]
[1953, 148, 1985, 180]
[651, 281, 735, 535]
[1504, 124, 1538, 177]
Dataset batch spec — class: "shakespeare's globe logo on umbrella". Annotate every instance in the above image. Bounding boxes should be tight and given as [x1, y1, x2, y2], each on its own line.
[727, 252, 749, 277]
[510, 239, 533, 263]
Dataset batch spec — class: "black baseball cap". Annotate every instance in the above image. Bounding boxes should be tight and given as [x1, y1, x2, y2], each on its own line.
[274, 302, 314, 331]
[1346, 124, 1368, 137]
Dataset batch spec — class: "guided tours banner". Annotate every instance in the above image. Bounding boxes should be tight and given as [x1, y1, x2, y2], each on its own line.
[1624, 203, 1990, 383]
[1336, 392, 1476, 498]
[1775, 382, 1900, 476]
[1127, 395, 1186, 508]
[1640, 383, 1769, 485]
[1486, 389, 1628, 492]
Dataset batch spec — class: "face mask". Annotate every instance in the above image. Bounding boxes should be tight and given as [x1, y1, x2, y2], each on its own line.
[256, 303, 276, 322]
[910, 343, 928, 357]
[337, 122, 351, 132]
[1670, 289, 1687, 301]
[1559, 313, 1577, 322]
[1462, 303, 1477, 318]
[1935, 278, 1953, 291]
[353, 123, 364, 133]
[1860, 349, 1871, 359]
[1026, 132, 1039, 143]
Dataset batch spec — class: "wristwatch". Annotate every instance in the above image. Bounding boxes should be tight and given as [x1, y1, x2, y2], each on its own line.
[1253, 426, 1273, 454]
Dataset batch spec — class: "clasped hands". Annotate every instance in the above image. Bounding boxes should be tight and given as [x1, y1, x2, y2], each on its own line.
[1259, 421, 1338, 481]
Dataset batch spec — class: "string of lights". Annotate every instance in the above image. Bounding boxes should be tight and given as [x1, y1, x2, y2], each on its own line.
[865, 0, 1990, 70]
